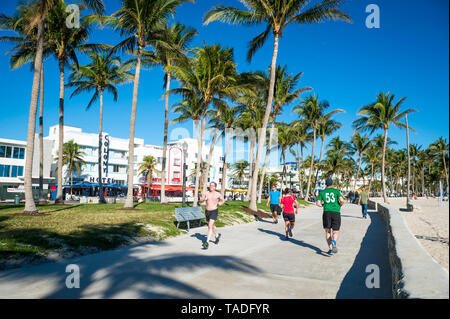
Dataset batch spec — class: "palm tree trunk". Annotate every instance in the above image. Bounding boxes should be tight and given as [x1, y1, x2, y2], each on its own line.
[258, 121, 275, 203]
[55, 59, 65, 204]
[38, 62, 46, 204]
[193, 117, 206, 207]
[368, 162, 374, 194]
[124, 47, 142, 209]
[442, 151, 449, 190]
[201, 128, 220, 194]
[160, 71, 171, 204]
[313, 137, 325, 190]
[98, 90, 106, 203]
[382, 128, 388, 202]
[304, 126, 317, 201]
[24, 21, 44, 213]
[421, 166, 425, 197]
[247, 134, 256, 201]
[249, 33, 280, 211]
[300, 144, 305, 197]
[354, 154, 362, 191]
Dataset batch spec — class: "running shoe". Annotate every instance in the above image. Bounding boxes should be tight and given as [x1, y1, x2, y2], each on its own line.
[285, 232, 289, 240]
[327, 249, 334, 256]
[288, 226, 293, 237]
[214, 234, 221, 245]
[331, 240, 338, 253]
[202, 241, 209, 249]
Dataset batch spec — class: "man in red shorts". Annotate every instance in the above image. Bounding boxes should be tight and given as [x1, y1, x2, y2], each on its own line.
[279, 188, 299, 239]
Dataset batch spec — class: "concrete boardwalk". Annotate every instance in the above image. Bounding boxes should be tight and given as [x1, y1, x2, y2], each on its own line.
[0, 203, 393, 299]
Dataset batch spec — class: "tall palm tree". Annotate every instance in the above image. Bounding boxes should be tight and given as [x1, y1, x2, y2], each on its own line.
[429, 137, 449, 190]
[46, 1, 102, 204]
[67, 49, 133, 203]
[350, 132, 371, 191]
[204, 0, 351, 211]
[101, 0, 191, 209]
[313, 115, 342, 187]
[353, 92, 417, 202]
[55, 140, 86, 197]
[169, 44, 245, 206]
[258, 66, 311, 202]
[138, 155, 160, 199]
[0, 4, 54, 205]
[149, 22, 197, 204]
[293, 94, 344, 200]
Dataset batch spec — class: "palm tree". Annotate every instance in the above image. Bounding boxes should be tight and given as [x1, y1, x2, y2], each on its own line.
[290, 119, 313, 197]
[55, 140, 86, 197]
[350, 132, 371, 191]
[148, 22, 197, 204]
[8, 0, 104, 213]
[67, 49, 133, 203]
[0, 4, 54, 205]
[204, 0, 351, 211]
[138, 155, 160, 199]
[102, 0, 191, 209]
[46, 1, 102, 204]
[353, 92, 417, 202]
[169, 44, 245, 206]
[233, 160, 250, 186]
[313, 115, 342, 188]
[293, 94, 344, 200]
[429, 137, 449, 191]
[258, 66, 311, 202]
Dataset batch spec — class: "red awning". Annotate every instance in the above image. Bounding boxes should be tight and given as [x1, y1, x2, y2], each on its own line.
[141, 184, 193, 191]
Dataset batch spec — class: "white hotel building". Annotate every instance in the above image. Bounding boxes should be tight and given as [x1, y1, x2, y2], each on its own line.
[45, 125, 228, 193]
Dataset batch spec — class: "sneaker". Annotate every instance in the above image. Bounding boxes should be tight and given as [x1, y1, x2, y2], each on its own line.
[202, 241, 209, 249]
[285, 232, 289, 239]
[327, 249, 334, 256]
[288, 226, 293, 238]
[274, 219, 278, 224]
[214, 234, 221, 245]
[331, 240, 338, 253]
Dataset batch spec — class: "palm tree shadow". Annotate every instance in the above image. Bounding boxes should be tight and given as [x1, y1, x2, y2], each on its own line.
[257, 228, 329, 257]
[0, 242, 262, 299]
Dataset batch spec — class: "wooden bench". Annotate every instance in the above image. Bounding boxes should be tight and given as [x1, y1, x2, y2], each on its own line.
[175, 206, 205, 231]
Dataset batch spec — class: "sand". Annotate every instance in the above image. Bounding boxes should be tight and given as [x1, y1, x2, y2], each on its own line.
[372, 197, 449, 272]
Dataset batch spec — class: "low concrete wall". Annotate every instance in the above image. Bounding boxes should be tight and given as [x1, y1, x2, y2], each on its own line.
[369, 199, 449, 299]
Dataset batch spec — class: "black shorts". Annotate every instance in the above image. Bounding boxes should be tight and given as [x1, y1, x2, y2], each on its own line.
[283, 213, 295, 223]
[270, 204, 281, 215]
[205, 209, 218, 221]
[322, 211, 341, 230]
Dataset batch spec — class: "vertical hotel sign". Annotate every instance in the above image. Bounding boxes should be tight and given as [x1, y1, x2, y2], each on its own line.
[102, 134, 110, 177]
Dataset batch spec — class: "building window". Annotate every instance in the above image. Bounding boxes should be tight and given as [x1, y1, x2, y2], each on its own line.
[220, 156, 225, 162]
[113, 165, 119, 173]
[5, 146, 12, 158]
[219, 167, 223, 173]
[0, 146, 4, 157]
[18, 166, 23, 176]
[173, 172, 180, 179]
[174, 158, 181, 166]
[13, 147, 24, 159]
[0, 165, 11, 177]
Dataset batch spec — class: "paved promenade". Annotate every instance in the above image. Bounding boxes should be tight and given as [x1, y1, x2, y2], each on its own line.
[0, 203, 393, 299]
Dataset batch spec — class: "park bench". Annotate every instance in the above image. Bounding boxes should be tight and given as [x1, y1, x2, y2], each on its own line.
[175, 206, 205, 231]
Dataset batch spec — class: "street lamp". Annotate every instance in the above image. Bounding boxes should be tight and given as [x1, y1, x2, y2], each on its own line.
[182, 142, 188, 207]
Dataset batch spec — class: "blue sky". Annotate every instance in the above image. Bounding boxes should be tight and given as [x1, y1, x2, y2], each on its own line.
[0, 0, 448, 163]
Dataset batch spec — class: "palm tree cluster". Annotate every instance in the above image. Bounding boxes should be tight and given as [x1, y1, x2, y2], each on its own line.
[1, 0, 446, 215]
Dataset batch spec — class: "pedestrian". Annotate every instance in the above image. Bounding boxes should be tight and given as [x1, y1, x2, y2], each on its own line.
[267, 184, 282, 224]
[199, 182, 225, 249]
[358, 187, 369, 219]
[316, 178, 345, 256]
[279, 188, 299, 239]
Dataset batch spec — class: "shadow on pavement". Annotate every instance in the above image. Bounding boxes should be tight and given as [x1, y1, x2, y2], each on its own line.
[257, 228, 329, 257]
[0, 241, 262, 299]
[335, 210, 393, 299]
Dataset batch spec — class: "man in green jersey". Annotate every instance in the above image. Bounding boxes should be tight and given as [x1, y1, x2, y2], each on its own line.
[316, 178, 345, 255]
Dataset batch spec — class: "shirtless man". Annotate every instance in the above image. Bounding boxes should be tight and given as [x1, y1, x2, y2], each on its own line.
[200, 181, 225, 249]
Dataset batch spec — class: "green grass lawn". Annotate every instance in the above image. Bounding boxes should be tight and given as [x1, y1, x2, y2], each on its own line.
[0, 199, 310, 268]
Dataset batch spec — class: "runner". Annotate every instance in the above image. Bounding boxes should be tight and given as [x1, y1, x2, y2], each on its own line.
[199, 181, 225, 249]
[279, 188, 299, 239]
[316, 178, 344, 256]
[358, 187, 369, 219]
[267, 185, 281, 223]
